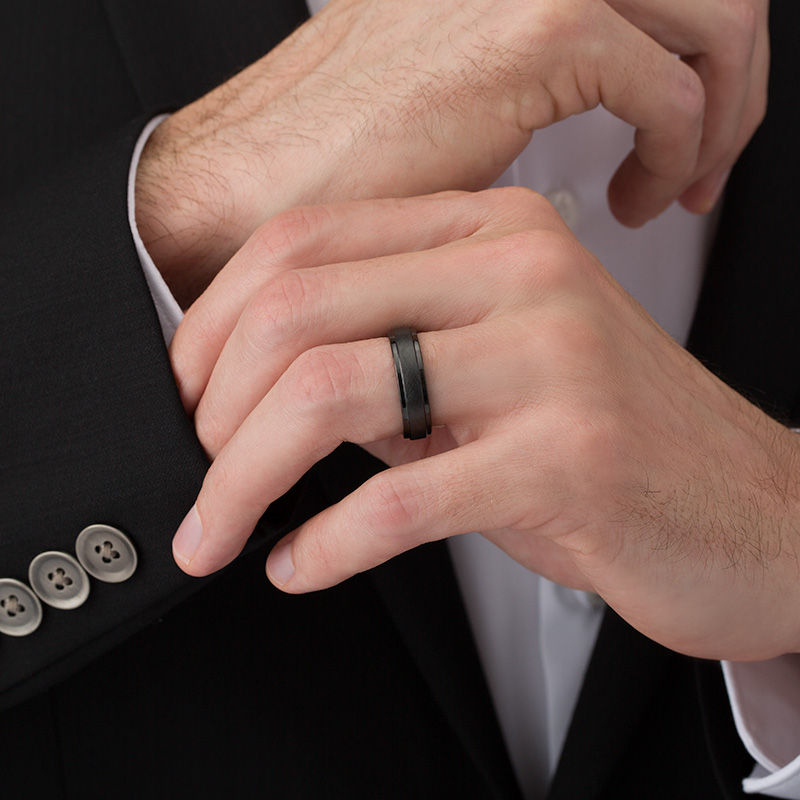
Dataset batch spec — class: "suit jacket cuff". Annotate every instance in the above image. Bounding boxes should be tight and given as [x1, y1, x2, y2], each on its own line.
[0, 116, 312, 710]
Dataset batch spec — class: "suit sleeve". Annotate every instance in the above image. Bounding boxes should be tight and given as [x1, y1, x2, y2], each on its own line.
[0, 117, 313, 710]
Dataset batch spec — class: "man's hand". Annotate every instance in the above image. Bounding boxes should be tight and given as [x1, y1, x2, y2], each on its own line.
[170, 188, 800, 663]
[135, 0, 768, 306]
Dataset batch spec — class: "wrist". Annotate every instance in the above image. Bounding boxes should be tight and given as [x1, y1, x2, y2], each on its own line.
[133, 97, 357, 307]
[751, 419, 800, 656]
[778, 425, 800, 654]
[134, 114, 250, 306]
[686, 388, 800, 659]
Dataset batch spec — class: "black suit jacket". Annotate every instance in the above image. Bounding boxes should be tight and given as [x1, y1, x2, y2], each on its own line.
[1, 1, 797, 798]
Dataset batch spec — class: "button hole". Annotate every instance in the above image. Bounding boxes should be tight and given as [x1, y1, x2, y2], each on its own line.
[1, 595, 25, 616]
[97, 540, 120, 563]
[47, 567, 73, 590]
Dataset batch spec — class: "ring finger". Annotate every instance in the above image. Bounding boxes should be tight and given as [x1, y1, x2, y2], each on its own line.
[173, 322, 530, 576]
[194, 230, 553, 456]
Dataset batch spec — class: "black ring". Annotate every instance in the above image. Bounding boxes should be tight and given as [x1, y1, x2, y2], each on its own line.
[388, 327, 432, 440]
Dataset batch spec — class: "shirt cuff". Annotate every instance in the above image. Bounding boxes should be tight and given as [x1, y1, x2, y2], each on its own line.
[723, 655, 800, 797]
[127, 114, 185, 345]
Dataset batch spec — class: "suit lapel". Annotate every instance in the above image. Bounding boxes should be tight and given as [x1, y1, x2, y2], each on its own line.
[100, 0, 309, 110]
[369, 542, 524, 800]
[313, 446, 521, 798]
[687, 1, 800, 421]
[545, 610, 671, 800]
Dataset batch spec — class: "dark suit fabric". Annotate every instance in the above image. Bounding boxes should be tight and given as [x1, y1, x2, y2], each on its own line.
[0, 1, 796, 797]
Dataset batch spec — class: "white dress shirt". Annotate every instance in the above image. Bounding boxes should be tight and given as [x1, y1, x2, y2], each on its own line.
[129, 25, 800, 795]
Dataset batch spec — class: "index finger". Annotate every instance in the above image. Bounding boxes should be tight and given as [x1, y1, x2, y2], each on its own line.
[590, 4, 706, 225]
[170, 191, 498, 412]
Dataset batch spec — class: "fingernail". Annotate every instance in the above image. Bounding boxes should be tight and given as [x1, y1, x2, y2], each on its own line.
[173, 505, 203, 565]
[267, 540, 295, 586]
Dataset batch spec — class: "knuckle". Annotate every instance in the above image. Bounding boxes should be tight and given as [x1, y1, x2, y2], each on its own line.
[498, 230, 548, 288]
[498, 229, 584, 294]
[484, 186, 562, 229]
[494, 185, 551, 214]
[521, 0, 586, 44]
[673, 65, 706, 123]
[719, 1, 758, 48]
[244, 270, 315, 352]
[497, 228, 543, 261]
[569, 412, 621, 477]
[194, 403, 227, 456]
[361, 475, 420, 539]
[293, 529, 339, 580]
[170, 313, 216, 403]
[199, 460, 237, 522]
[250, 205, 328, 267]
[536, 309, 610, 380]
[284, 345, 361, 419]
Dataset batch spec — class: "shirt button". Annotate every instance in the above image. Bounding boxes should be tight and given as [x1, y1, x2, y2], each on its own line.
[544, 188, 580, 229]
[28, 551, 90, 610]
[0, 578, 43, 637]
[75, 524, 138, 583]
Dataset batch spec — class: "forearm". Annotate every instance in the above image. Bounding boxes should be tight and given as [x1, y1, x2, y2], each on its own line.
[134, 8, 433, 299]
[136, 0, 760, 309]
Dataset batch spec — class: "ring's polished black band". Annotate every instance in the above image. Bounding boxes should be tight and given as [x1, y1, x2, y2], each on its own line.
[388, 327, 432, 440]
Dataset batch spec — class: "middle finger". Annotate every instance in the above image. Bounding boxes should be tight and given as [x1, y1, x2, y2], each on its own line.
[194, 230, 554, 456]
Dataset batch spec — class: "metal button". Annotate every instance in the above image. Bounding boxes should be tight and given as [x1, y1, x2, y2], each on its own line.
[75, 524, 138, 583]
[0, 578, 43, 637]
[544, 188, 580, 229]
[28, 551, 90, 610]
